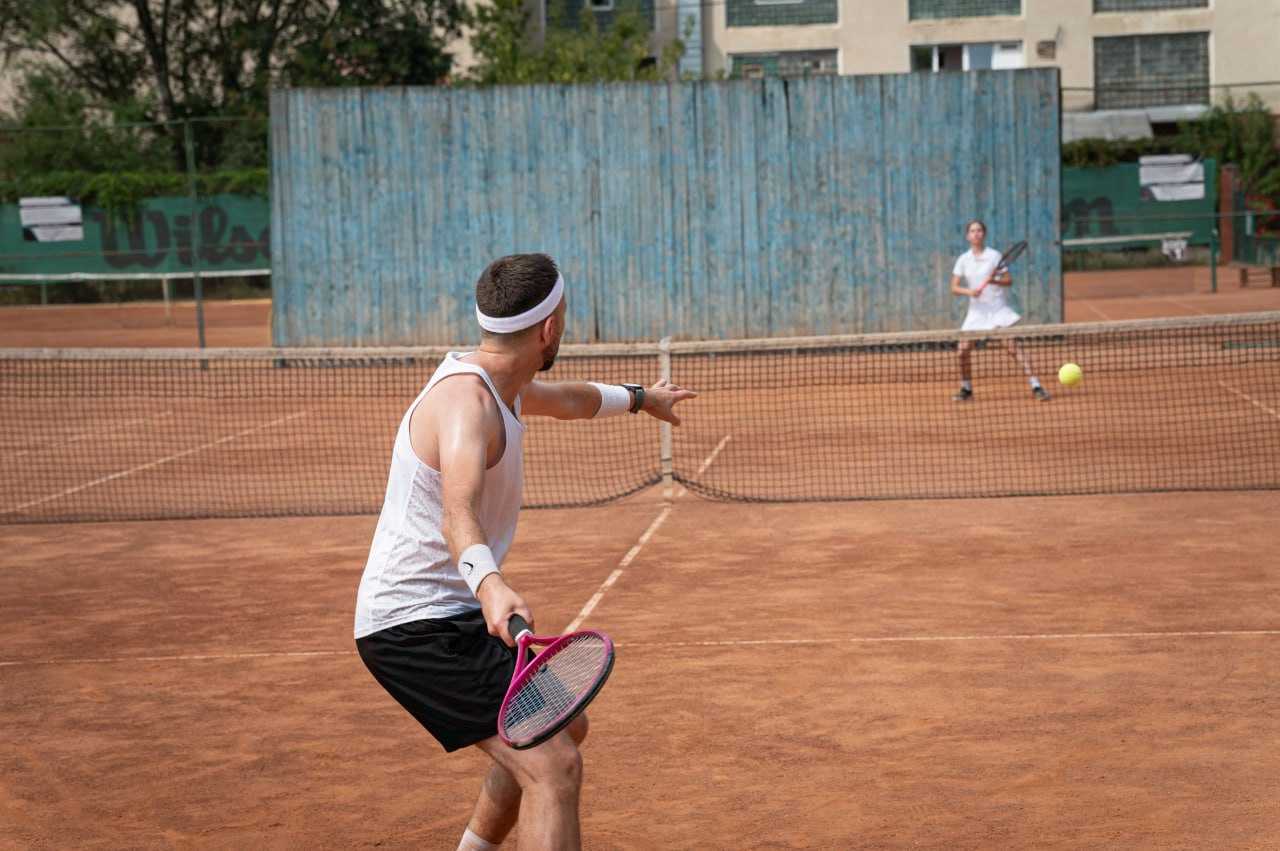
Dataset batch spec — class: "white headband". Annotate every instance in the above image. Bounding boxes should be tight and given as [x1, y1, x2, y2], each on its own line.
[475, 273, 564, 334]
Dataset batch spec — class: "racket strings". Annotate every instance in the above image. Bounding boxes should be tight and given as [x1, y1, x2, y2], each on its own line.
[502, 634, 609, 740]
[1000, 241, 1027, 267]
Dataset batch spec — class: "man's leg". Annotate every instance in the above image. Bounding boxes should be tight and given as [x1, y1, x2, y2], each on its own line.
[462, 714, 590, 849]
[459, 764, 521, 849]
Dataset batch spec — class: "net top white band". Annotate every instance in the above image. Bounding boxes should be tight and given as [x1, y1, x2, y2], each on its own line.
[476, 274, 564, 334]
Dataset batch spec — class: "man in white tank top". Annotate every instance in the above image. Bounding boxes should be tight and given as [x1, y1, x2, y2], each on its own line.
[354, 253, 695, 851]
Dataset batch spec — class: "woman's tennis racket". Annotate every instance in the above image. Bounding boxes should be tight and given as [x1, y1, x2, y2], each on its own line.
[992, 240, 1027, 278]
[497, 614, 615, 750]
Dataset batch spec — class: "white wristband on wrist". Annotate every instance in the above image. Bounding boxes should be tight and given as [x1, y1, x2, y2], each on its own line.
[590, 382, 632, 418]
[458, 543, 501, 596]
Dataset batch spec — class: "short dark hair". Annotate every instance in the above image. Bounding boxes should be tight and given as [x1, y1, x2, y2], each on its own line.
[965, 219, 987, 235]
[475, 254, 559, 323]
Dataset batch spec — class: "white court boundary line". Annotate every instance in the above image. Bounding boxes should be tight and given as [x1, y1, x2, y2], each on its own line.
[1080, 302, 1112, 322]
[0, 650, 348, 668]
[1, 411, 308, 515]
[564, 434, 732, 632]
[622, 629, 1280, 649]
[3, 629, 1276, 669]
[1165, 296, 1209, 316]
[1218, 381, 1280, 422]
[9, 411, 176, 459]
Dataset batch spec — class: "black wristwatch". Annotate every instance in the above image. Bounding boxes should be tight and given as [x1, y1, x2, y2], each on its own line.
[621, 383, 644, 414]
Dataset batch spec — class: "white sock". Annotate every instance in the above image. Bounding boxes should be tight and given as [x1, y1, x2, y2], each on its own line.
[961, 380, 972, 392]
[1029, 377, 1042, 389]
[458, 827, 498, 851]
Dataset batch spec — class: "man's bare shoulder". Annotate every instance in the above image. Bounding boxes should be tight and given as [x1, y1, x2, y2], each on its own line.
[421, 373, 502, 425]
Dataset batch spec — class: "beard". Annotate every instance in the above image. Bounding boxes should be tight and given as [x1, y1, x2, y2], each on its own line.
[538, 338, 561, 372]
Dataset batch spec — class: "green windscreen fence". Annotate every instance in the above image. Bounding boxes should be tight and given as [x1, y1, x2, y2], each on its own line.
[1062, 159, 1217, 247]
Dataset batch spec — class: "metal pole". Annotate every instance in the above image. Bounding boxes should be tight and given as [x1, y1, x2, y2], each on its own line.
[659, 336, 673, 499]
[183, 120, 207, 350]
[1210, 228, 1219, 294]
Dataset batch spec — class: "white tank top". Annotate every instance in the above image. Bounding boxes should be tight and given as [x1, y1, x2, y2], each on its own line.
[354, 353, 525, 638]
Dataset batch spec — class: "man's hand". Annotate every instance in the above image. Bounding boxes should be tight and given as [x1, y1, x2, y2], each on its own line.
[476, 574, 532, 647]
[642, 378, 698, 426]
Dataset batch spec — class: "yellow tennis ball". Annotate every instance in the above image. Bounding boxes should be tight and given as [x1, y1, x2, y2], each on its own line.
[1058, 363, 1083, 387]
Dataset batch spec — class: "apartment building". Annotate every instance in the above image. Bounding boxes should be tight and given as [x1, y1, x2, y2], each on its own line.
[670, 0, 1279, 134]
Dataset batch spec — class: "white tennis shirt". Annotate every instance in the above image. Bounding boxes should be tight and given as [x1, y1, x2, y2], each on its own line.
[954, 246, 1021, 332]
[354, 354, 524, 638]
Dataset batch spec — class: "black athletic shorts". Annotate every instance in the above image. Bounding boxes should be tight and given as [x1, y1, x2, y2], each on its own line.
[356, 609, 523, 753]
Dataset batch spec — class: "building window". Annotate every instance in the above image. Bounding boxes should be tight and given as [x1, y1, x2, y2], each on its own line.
[726, 0, 837, 27]
[908, 0, 1020, 21]
[1094, 32, 1209, 109]
[732, 50, 839, 78]
[548, 0, 655, 30]
[911, 42, 1024, 72]
[1094, 0, 1207, 12]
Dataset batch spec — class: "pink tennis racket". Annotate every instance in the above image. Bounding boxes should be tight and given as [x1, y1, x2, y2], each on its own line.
[497, 614, 615, 750]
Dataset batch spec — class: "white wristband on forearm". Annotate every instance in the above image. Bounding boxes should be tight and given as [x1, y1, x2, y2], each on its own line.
[590, 382, 632, 418]
[458, 543, 501, 596]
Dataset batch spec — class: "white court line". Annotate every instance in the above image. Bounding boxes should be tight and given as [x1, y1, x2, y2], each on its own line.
[4, 629, 1276, 669]
[9, 411, 176, 459]
[563, 434, 732, 633]
[1081, 301, 1112, 322]
[1, 411, 308, 515]
[1165, 297, 1209, 316]
[622, 629, 1280, 649]
[0, 649, 350, 669]
[1218, 381, 1280, 422]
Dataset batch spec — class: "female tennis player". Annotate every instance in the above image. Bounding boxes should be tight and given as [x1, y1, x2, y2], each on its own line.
[949, 219, 1050, 402]
[354, 253, 695, 850]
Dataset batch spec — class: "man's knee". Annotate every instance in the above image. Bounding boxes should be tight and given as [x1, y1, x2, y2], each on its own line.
[958, 341, 973, 354]
[543, 743, 583, 793]
[522, 737, 583, 793]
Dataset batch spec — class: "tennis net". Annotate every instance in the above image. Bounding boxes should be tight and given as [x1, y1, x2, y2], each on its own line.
[3, 311, 1278, 523]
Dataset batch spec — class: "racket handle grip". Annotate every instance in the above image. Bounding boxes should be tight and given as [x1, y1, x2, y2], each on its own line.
[508, 613, 532, 643]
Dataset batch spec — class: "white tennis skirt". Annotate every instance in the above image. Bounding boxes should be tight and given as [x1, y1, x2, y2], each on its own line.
[961, 304, 1021, 332]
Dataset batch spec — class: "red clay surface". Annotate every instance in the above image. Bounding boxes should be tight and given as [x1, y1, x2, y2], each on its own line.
[1062, 267, 1280, 322]
[1, 267, 1279, 349]
[2, 493, 1278, 848]
[0, 299, 272, 348]
[2, 270, 1279, 848]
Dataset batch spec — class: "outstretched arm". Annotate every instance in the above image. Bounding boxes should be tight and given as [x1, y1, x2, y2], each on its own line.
[523, 379, 697, 425]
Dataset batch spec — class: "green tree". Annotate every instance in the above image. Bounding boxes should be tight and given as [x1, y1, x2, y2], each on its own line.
[0, 69, 166, 174]
[1176, 94, 1280, 197]
[1062, 94, 1280, 198]
[0, 0, 467, 169]
[468, 0, 682, 86]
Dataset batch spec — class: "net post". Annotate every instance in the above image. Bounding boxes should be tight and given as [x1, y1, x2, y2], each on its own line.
[40, 281, 48, 305]
[162, 276, 173, 324]
[658, 336, 673, 498]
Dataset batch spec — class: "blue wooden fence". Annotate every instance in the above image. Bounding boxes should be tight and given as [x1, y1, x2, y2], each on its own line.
[271, 70, 1061, 345]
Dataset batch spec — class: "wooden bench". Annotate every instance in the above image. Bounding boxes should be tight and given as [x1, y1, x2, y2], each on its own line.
[1229, 262, 1280, 288]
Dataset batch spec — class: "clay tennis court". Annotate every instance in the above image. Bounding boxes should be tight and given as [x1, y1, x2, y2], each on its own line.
[2, 489, 1278, 848]
[2, 278, 1278, 847]
[5, 313, 1278, 523]
[2, 265, 1280, 349]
